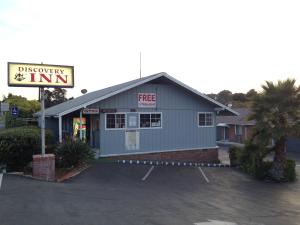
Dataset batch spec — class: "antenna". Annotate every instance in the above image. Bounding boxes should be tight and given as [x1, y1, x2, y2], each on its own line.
[139, 52, 142, 78]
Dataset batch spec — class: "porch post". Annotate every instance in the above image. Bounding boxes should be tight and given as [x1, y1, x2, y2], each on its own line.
[90, 115, 93, 146]
[59, 115, 62, 143]
[79, 109, 83, 140]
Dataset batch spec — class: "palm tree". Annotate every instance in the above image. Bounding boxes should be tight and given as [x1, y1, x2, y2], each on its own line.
[249, 78, 300, 180]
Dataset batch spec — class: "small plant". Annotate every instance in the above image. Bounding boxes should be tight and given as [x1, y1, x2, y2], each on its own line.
[55, 140, 95, 168]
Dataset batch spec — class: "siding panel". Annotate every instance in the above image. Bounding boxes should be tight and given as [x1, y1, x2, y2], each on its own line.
[92, 82, 217, 156]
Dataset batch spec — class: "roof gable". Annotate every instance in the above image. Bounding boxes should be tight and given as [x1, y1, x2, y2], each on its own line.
[37, 72, 238, 117]
[216, 108, 255, 126]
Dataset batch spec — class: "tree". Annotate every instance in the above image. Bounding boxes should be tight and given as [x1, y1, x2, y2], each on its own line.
[216, 90, 232, 105]
[44, 88, 68, 108]
[207, 93, 217, 100]
[249, 79, 300, 180]
[3, 93, 40, 118]
[246, 89, 258, 100]
[232, 93, 246, 102]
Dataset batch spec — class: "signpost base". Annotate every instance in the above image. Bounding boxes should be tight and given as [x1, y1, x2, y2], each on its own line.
[33, 154, 55, 181]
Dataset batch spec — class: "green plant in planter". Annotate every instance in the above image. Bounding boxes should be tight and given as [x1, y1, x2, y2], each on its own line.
[55, 140, 95, 168]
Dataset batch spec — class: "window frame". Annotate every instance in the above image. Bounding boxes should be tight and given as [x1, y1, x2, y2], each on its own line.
[105, 112, 127, 130]
[198, 112, 214, 127]
[235, 125, 242, 135]
[138, 112, 163, 129]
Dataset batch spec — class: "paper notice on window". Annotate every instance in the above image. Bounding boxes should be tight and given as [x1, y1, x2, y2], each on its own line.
[129, 115, 137, 127]
[125, 130, 140, 150]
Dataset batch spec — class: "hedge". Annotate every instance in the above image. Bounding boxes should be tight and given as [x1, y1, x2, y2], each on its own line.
[0, 126, 53, 171]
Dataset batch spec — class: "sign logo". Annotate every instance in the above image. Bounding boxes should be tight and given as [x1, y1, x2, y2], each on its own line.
[8, 62, 74, 88]
[138, 93, 156, 108]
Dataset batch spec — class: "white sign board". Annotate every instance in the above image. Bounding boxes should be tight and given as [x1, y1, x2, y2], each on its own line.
[0, 103, 9, 112]
[82, 108, 99, 114]
[125, 130, 140, 150]
[8, 62, 74, 88]
[138, 93, 156, 108]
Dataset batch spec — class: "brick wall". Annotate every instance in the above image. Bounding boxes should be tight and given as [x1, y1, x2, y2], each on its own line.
[105, 148, 219, 163]
[33, 154, 55, 181]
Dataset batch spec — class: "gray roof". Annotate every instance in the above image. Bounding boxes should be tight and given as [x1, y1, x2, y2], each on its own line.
[216, 108, 256, 126]
[36, 72, 238, 117]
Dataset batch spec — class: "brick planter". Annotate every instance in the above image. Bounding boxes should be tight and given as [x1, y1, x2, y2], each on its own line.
[105, 148, 219, 163]
[33, 154, 55, 181]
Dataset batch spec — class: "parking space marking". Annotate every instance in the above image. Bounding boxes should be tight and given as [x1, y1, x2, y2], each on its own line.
[198, 167, 210, 183]
[142, 166, 155, 181]
[0, 173, 3, 190]
[296, 165, 300, 167]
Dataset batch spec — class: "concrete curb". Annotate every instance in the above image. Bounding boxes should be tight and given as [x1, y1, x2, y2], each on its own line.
[5, 164, 91, 183]
[56, 164, 91, 182]
[117, 159, 231, 167]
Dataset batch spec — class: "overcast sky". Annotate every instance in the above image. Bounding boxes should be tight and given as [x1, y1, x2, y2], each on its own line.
[1, 0, 300, 100]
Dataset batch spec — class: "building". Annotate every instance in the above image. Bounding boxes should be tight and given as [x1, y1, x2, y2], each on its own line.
[37, 72, 237, 162]
[217, 108, 300, 153]
[216, 108, 255, 143]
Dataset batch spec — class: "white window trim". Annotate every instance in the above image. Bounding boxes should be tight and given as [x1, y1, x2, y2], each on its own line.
[198, 112, 214, 127]
[105, 112, 127, 130]
[138, 112, 163, 129]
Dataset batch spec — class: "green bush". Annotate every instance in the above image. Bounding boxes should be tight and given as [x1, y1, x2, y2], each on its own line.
[283, 159, 296, 182]
[228, 146, 241, 167]
[0, 126, 53, 171]
[231, 141, 296, 182]
[55, 140, 95, 168]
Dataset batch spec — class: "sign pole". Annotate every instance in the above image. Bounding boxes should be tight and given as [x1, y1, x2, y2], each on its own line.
[40, 87, 46, 155]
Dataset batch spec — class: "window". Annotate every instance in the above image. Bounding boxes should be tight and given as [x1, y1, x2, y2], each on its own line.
[106, 113, 125, 129]
[235, 125, 242, 135]
[140, 113, 162, 128]
[198, 112, 213, 127]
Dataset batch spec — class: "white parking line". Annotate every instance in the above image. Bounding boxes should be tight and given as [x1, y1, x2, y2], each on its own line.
[198, 167, 210, 183]
[296, 165, 300, 167]
[0, 173, 3, 190]
[142, 166, 155, 181]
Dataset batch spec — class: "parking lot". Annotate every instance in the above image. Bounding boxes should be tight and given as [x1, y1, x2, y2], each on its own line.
[1, 159, 300, 225]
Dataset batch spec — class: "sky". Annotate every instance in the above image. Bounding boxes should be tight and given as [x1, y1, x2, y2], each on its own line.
[1, 0, 300, 100]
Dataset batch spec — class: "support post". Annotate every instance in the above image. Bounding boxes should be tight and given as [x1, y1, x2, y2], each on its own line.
[59, 115, 62, 143]
[79, 109, 83, 141]
[40, 87, 45, 155]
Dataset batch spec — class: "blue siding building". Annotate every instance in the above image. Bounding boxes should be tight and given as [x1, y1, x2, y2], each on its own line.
[38, 73, 237, 161]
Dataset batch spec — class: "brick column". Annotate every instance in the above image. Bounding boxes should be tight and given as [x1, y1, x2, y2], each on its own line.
[33, 154, 55, 181]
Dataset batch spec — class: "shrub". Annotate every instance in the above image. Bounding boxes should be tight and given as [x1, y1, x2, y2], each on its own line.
[0, 126, 53, 171]
[228, 146, 241, 167]
[283, 159, 296, 182]
[55, 140, 95, 168]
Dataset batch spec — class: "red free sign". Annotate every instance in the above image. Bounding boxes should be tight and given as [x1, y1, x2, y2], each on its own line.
[138, 93, 156, 108]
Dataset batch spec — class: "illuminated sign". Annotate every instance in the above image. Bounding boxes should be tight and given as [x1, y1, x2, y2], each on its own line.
[138, 93, 156, 108]
[73, 117, 86, 141]
[8, 62, 74, 87]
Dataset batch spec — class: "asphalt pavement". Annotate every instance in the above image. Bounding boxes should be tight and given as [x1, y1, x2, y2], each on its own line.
[0, 162, 300, 225]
